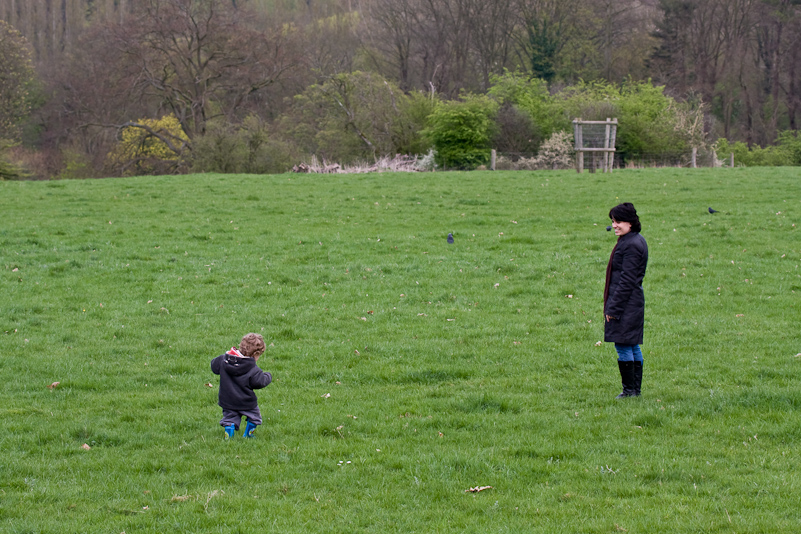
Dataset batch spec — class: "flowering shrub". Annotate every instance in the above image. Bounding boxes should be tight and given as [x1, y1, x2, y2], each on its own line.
[106, 114, 190, 175]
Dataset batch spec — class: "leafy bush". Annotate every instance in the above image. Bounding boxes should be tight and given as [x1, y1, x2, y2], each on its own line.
[494, 131, 574, 170]
[278, 72, 432, 164]
[558, 79, 692, 160]
[58, 148, 94, 180]
[488, 74, 705, 164]
[415, 149, 438, 171]
[0, 140, 25, 180]
[530, 130, 574, 169]
[422, 95, 498, 170]
[714, 134, 796, 167]
[192, 117, 296, 174]
[106, 114, 190, 176]
[492, 102, 541, 157]
[775, 130, 801, 165]
[488, 72, 562, 145]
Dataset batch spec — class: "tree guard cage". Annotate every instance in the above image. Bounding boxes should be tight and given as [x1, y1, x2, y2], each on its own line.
[573, 118, 617, 173]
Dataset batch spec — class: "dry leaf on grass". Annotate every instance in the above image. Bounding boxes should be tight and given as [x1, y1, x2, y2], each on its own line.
[47, 382, 60, 389]
[465, 485, 493, 493]
[82, 443, 91, 450]
[321, 393, 331, 399]
[205, 383, 213, 388]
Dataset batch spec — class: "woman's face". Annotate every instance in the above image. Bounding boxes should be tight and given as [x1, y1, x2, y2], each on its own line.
[611, 219, 632, 236]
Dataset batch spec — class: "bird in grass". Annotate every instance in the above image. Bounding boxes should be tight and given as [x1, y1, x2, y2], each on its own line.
[447, 233, 454, 244]
[606, 226, 612, 231]
[708, 207, 719, 214]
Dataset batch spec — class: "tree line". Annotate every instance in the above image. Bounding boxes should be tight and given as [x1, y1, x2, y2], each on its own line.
[1, 0, 800, 178]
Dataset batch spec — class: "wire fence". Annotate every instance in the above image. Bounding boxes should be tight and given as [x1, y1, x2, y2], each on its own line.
[494, 149, 726, 171]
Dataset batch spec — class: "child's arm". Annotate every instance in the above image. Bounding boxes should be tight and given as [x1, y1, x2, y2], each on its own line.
[250, 370, 272, 389]
[210, 355, 223, 375]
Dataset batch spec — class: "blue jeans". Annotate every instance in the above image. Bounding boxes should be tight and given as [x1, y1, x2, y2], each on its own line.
[614, 343, 643, 363]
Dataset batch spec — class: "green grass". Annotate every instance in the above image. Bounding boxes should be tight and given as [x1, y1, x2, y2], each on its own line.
[1, 167, 800, 533]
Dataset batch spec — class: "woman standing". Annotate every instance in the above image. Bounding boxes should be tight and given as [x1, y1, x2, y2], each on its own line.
[604, 203, 648, 399]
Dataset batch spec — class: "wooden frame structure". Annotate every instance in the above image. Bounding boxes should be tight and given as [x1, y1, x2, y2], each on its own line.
[573, 118, 617, 173]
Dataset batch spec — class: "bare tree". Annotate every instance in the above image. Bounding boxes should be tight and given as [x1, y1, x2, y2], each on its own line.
[592, 0, 660, 82]
[461, 0, 518, 90]
[40, 0, 302, 176]
[362, 0, 451, 92]
[363, 0, 520, 94]
[651, 0, 766, 141]
[0, 20, 34, 141]
[105, 0, 300, 138]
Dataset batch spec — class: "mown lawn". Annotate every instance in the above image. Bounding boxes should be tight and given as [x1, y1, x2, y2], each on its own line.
[1, 167, 800, 533]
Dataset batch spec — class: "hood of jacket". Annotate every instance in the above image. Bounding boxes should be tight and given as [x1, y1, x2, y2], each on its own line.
[222, 348, 256, 377]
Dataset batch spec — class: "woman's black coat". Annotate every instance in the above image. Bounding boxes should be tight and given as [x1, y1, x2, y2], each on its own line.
[604, 231, 648, 345]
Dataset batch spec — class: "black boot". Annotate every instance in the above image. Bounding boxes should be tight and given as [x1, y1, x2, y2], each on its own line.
[632, 361, 643, 396]
[615, 361, 636, 399]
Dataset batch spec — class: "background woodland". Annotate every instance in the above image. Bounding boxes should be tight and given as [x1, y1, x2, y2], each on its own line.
[1, 0, 801, 177]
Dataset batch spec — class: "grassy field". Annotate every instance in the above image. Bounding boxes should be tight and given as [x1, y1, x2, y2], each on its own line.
[1, 167, 800, 533]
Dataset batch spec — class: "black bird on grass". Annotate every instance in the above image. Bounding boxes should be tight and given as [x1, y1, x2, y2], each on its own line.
[708, 207, 719, 214]
[606, 226, 612, 231]
[447, 233, 454, 244]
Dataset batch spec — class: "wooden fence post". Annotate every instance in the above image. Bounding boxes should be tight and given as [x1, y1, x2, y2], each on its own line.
[577, 120, 584, 173]
[603, 118, 611, 172]
[730, 153, 734, 167]
[609, 119, 617, 173]
[490, 149, 496, 171]
[574, 120, 582, 173]
[692, 147, 697, 168]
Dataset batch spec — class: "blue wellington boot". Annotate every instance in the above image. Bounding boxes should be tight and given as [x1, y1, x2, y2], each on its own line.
[243, 420, 257, 438]
[224, 424, 236, 439]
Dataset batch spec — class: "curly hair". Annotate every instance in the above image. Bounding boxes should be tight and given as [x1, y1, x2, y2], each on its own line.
[239, 333, 266, 358]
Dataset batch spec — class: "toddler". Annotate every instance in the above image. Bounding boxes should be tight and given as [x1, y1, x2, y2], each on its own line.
[211, 333, 272, 438]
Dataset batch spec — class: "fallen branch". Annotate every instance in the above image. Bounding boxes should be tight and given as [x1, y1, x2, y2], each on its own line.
[293, 154, 425, 174]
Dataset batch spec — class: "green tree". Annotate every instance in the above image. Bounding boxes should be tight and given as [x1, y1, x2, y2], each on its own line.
[279, 71, 433, 163]
[106, 114, 190, 175]
[525, 18, 561, 83]
[422, 95, 499, 170]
